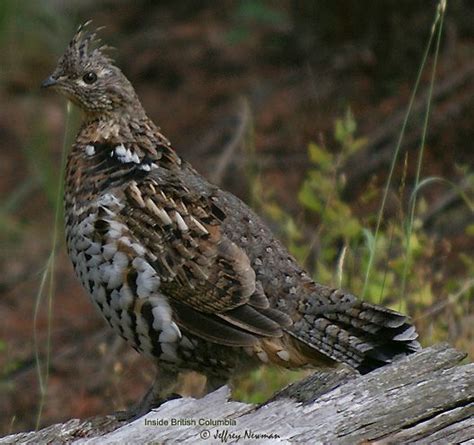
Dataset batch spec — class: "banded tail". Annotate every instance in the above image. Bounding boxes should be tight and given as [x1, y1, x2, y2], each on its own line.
[286, 285, 421, 374]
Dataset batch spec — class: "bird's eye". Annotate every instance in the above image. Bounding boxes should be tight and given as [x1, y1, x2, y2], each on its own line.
[82, 72, 97, 84]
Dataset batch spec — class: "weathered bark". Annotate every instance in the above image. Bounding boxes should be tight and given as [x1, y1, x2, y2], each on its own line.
[1, 343, 472, 444]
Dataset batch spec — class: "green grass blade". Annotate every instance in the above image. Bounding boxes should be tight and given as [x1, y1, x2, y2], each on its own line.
[34, 102, 73, 430]
[362, 0, 446, 299]
[400, 1, 446, 304]
[409, 175, 474, 213]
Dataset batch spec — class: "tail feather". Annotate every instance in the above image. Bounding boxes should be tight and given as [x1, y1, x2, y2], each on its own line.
[288, 293, 421, 374]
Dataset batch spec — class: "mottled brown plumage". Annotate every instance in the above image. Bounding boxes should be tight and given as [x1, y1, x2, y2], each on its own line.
[43, 23, 420, 418]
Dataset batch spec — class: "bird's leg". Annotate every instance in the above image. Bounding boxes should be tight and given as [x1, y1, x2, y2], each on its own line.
[115, 367, 181, 421]
[205, 373, 230, 395]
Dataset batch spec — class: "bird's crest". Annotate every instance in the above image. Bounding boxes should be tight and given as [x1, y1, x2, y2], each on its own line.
[61, 21, 114, 71]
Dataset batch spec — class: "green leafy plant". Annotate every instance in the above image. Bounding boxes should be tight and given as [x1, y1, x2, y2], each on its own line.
[233, 4, 473, 401]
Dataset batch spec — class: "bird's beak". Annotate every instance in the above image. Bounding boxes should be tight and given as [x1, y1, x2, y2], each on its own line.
[41, 76, 58, 88]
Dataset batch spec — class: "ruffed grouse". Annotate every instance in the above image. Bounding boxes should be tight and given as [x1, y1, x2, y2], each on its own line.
[42, 23, 420, 417]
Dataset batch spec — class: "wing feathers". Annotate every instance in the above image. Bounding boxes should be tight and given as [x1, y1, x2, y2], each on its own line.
[171, 300, 258, 347]
[123, 178, 292, 347]
[218, 305, 283, 337]
[247, 282, 270, 309]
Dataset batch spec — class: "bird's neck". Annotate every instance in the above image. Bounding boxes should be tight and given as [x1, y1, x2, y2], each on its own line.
[77, 111, 177, 159]
[81, 108, 149, 136]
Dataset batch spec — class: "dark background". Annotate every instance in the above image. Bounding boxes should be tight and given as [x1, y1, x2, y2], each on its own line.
[0, 0, 472, 436]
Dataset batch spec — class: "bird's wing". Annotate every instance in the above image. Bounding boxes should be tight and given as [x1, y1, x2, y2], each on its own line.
[120, 174, 291, 347]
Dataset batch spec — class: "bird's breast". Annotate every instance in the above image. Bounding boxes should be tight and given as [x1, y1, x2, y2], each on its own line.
[65, 192, 185, 364]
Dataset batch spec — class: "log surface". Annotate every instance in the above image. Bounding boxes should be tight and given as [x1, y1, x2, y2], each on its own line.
[1, 343, 472, 444]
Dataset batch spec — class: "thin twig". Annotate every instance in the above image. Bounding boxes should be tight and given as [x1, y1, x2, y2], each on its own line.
[416, 278, 474, 320]
[209, 98, 251, 186]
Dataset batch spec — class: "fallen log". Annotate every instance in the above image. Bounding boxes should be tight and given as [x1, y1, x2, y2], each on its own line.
[1, 343, 472, 444]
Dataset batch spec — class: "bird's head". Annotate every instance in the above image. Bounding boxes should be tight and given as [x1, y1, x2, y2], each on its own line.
[42, 22, 143, 119]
